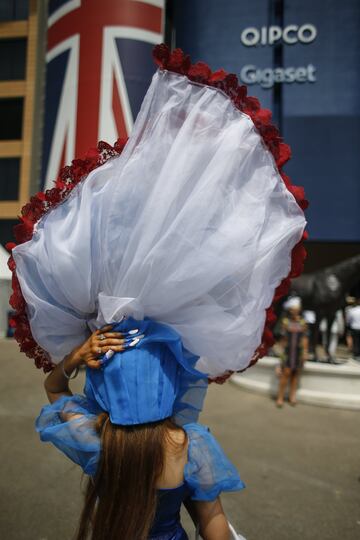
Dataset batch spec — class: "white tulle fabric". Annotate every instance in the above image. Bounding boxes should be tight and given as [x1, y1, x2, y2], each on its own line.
[13, 69, 306, 375]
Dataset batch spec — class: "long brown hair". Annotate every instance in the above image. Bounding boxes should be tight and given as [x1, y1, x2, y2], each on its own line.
[75, 412, 187, 540]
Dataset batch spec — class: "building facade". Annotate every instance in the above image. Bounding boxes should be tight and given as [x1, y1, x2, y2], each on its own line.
[0, 0, 359, 281]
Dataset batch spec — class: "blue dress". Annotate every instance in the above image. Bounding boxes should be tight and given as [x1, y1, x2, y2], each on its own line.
[150, 485, 192, 539]
[35, 395, 245, 539]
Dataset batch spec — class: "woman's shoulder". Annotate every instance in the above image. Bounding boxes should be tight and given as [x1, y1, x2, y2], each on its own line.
[182, 422, 212, 437]
[182, 422, 214, 448]
[182, 422, 245, 500]
[182, 422, 236, 475]
[167, 425, 188, 446]
[183, 422, 210, 436]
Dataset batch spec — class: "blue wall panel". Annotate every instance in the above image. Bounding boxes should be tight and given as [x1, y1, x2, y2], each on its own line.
[174, 0, 360, 241]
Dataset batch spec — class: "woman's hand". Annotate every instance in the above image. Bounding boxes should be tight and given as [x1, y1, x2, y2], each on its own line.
[64, 324, 125, 372]
[45, 324, 125, 404]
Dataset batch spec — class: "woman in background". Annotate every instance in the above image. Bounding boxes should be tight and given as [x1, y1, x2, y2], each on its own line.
[276, 297, 309, 407]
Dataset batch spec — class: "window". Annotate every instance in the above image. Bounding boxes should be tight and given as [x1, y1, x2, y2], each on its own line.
[0, 98, 23, 140]
[0, 39, 27, 81]
[0, 159, 20, 200]
[0, 0, 28, 21]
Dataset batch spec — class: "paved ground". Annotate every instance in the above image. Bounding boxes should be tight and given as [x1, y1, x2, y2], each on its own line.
[0, 338, 359, 540]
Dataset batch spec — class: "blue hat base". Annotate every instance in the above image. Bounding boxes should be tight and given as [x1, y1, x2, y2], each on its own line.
[84, 317, 208, 425]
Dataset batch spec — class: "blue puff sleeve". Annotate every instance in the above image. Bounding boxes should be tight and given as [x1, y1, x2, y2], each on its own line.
[35, 394, 102, 476]
[183, 423, 245, 501]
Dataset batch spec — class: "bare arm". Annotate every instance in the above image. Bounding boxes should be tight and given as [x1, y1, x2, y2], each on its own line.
[301, 322, 309, 363]
[44, 347, 82, 405]
[193, 497, 230, 540]
[301, 335, 309, 359]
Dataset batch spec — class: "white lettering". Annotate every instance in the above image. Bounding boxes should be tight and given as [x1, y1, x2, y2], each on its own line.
[261, 68, 274, 88]
[241, 27, 260, 47]
[284, 67, 296, 83]
[240, 65, 257, 84]
[283, 24, 298, 45]
[268, 25, 282, 45]
[298, 23, 317, 44]
[307, 64, 316, 82]
[240, 64, 317, 88]
[241, 23, 317, 46]
[261, 26, 267, 46]
[273, 68, 285, 83]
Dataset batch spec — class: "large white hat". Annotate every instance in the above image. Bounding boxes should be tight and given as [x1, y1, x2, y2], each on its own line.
[8, 45, 307, 376]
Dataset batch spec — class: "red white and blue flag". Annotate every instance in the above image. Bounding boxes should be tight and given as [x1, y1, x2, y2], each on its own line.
[42, 0, 164, 189]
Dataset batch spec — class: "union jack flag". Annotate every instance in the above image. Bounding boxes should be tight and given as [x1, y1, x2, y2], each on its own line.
[42, 0, 164, 189]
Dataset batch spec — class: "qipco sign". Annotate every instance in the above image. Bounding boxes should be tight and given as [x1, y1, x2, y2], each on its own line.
[241, 24, 317, 47]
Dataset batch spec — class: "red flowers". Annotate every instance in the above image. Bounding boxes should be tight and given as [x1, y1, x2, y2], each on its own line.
[188, 62, 212, 83]
[8, 43, 309, 376]
[287, 185, 309, 210]
[153, 46, 191, 75]
[290, 241, 307, 278]
[153, 42, 170, 68]
[276, 143, 292, 168]
[6, 138, 127, 372]
[153, 43, 309, 373]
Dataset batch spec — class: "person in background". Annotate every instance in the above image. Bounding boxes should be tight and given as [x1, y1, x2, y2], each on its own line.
[302, 309, 316, 360]
[345, 298, 360, 360]
[320, 310, 344, 361]
[276, 297, 309, 407]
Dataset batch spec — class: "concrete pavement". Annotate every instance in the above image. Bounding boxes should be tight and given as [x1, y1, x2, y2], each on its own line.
[0, 338, 359, 540]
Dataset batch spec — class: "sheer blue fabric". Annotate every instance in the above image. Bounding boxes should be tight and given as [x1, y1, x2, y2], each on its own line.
[35, 394, 101, 475]
[35, 398, 245, 500]
[83, 317, 208, 425]
[173, 369, 208, 427]
[35, 399, 244, 538]
[184, 424, 245, 500]
[150, 424, 245, 538]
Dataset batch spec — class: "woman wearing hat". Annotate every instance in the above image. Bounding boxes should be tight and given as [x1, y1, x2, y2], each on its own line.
[276, 297, 309, 407]
[7, 44, 308, 539]
[37, 319, 244, 539]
